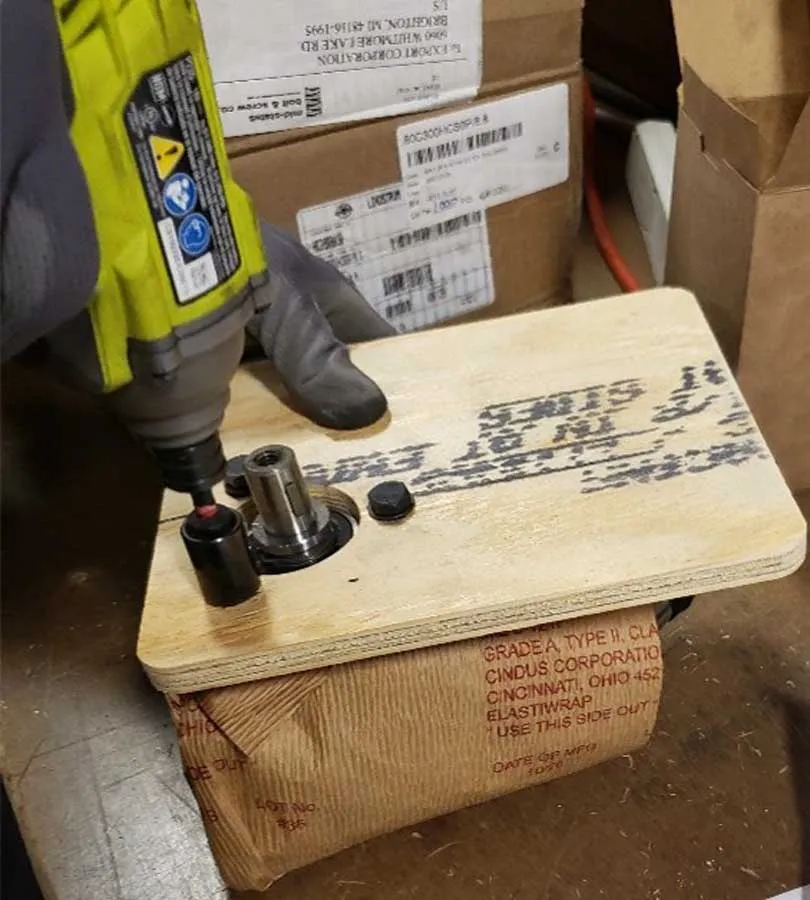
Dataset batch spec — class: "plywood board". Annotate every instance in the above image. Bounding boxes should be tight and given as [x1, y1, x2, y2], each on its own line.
[139, 289, 806, 693]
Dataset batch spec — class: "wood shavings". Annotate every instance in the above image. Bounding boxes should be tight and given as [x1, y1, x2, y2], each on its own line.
[426, 842, 460, 859]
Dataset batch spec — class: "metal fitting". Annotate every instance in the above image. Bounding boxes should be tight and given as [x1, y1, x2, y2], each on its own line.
[244, 444, 336, 565]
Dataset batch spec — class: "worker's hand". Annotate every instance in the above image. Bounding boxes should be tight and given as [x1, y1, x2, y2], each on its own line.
[248, 223, 394, 430]
[1, 1, 392, 432]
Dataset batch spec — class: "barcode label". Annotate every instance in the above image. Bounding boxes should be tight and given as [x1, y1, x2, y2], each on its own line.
[406, 124, 523, 168]
[382, 263, 434, 297]
[297, 181, 494, 333]
[390, 211, 482, 252]
[305, 86, 323, 119]
[397, 84, 570, 228]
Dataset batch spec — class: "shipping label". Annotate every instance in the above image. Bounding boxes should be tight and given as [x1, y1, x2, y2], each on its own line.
[397, 82, 570, 228]
[297, 183, 494, 332]
[198, 0, 482, 137]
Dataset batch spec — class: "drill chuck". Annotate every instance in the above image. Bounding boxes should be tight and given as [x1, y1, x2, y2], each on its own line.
[152, 435, 226, 496]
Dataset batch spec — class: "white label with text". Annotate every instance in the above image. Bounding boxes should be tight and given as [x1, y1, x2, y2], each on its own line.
[397, 82, 570, 227]
[198, 0, 482, 137]
[297, 183, 494, 332]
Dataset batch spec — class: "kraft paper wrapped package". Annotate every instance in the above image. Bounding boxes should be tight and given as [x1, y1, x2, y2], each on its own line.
[168, 605, 661, 891]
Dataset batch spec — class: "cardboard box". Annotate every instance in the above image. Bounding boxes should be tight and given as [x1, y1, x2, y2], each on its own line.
[231, 73, 583, 331]
[481, 0, 581, 88]
[201, 0, 582, 139]
[666, 0, 810, 491]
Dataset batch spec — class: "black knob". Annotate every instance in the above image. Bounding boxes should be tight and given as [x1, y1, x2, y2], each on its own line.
[224, 454, 250, 499]
[367, 481, 415, 522]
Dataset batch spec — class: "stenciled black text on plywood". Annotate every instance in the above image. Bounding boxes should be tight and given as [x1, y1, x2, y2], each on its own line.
[303, 360, 768, 496]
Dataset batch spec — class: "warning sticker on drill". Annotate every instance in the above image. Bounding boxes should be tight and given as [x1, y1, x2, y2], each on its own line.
[124, 54, 241, 304]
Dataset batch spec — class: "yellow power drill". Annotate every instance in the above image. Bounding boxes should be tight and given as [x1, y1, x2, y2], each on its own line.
[51, 0, 268, 504]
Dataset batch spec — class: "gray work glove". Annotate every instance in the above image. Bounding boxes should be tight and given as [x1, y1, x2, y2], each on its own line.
[1, 0, 392, 431]
[249, 223, 393, 430]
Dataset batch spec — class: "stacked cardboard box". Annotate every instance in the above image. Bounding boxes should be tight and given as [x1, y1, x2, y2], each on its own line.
[666, 0, 810, 491]
[200, 0, 582, 139]
[209, 0, 583, 333]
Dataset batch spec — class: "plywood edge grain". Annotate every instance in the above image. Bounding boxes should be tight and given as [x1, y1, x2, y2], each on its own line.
[141, 530, 806, 693]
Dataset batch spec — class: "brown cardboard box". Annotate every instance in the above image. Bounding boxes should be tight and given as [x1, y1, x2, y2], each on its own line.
[483, 0, 581, 89]
[232, 73, 583, 328]
[226, 0, 582, 155]
[666, 0, 810, 491]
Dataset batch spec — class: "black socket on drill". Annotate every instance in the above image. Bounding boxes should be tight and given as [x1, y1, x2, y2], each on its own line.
[181, 504, 260, 607]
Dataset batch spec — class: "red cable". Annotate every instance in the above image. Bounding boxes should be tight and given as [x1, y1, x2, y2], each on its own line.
[582, 79, 641, 293]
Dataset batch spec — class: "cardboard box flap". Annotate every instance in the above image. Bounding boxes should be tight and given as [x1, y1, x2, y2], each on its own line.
[671, 0, 810, 98]
[672, 0, 810, 186]
[682, 64, 810, 187]
[681, 64, 767, 187]
[770, 95, 810, 187]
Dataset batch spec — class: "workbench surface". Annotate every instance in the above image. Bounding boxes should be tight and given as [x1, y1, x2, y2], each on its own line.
[3, 137, 809, 900]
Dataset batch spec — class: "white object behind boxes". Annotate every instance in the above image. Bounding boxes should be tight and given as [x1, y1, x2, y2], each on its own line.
[626, 120, 676, 284]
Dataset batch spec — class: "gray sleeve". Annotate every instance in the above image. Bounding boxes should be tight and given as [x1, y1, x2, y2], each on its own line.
[1, 0, 99, 360]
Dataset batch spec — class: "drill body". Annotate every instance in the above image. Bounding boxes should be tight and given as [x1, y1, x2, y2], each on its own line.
[51, 0, 269, 494]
